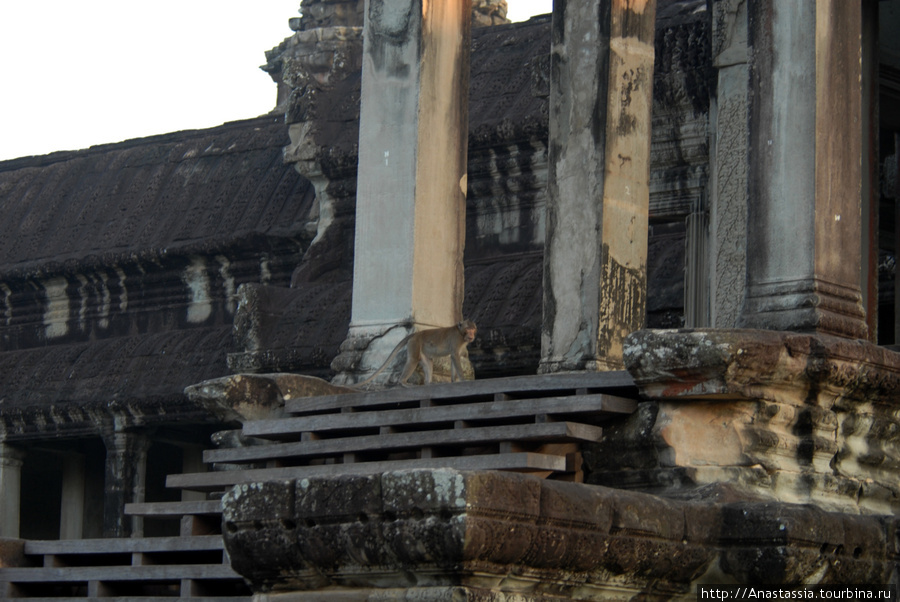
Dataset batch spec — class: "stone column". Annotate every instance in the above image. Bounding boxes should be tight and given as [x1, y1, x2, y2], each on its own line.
[860, 0, 878, 342]
[59, 453, 86, 540]
[0, 443, 24, 538]
[708, 0, 748, 328]
[102, 430, 149, 538]
[540, 0, 657, 372]
[739, 0, 866, 338]
[332, 0, 472, 384]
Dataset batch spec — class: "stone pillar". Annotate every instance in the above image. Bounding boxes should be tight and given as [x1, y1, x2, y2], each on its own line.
[708, 0, 748, 328]
[332, 0, 472, 384]
[102, 431, 149, 538]
[739, 0, 866, 338]
[59, 453, 86, 540]
[860, 0, 878, 342]
[0, 444, 24, 538]
[540, 0, 657, 372]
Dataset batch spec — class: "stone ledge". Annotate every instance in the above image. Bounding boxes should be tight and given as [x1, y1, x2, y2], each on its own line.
[623, 328, 900, 403]
[595, 329, 900, 513]
[221, 469, 897, 598]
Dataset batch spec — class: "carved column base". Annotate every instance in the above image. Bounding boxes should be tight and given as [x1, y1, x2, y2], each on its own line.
[739, 279, 868, 340]
[332, 323, 474, 387]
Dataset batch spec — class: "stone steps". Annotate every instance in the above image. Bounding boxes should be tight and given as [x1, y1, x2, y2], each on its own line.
[170, 451, 572, 492]
[171, 372, 638, 493]
[283, 371, 637, 415]
[125, 500, 224, 537]
[0, 372, 640, 599]
[0, 535, 250, 599]
[206, 420, 605, 465]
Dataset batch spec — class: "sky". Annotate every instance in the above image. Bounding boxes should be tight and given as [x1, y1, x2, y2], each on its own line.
[0, 1, 551, 162]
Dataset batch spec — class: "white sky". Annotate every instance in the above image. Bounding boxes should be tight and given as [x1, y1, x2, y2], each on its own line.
[0, 1, 551, 162]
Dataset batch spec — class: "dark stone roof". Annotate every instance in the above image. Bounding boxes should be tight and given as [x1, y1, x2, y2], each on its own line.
[468, 15, 551, 145]
[464, 256, 544, 377]
[228, 281, 353, 378]
[657, 0, 706, 24]
[0, 115, 314, 276]
[0, 328, 233, 439]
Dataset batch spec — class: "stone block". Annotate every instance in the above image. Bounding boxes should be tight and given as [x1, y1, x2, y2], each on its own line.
[606, 328, 900, 513]
[223, 469, 900, 597]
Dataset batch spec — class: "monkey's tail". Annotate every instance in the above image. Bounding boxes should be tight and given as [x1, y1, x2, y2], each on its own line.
[350, 330, 413, 389]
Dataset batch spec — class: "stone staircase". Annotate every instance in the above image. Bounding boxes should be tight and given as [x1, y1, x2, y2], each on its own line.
[0, 538, 248, 600]
[0, 499, 250, 600]
[0, 371, 638, 599]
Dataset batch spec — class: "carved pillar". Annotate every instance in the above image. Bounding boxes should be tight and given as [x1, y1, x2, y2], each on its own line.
[708, 0, 748, 328]
[739, 0, 866, 338]
[332, 0, 472, 384]
[0, 443, 24, 538]
[540, 0, 657, 372]
[102, 430, 149, 538]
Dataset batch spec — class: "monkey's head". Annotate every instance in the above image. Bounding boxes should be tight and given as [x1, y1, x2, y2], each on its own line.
[457, 320, 477, 343]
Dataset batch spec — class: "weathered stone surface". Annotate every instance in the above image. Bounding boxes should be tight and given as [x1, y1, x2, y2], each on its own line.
[227, 282, 353, 377]
[707, 0, 747, 329]
[330, 0, 472, 385]
[186, 372, 353, 423]
[0, 538, 24, 568]
[255, 586, 567, 601]
[597, 328, 900, 513]
[0, 115, 317, 437]
[471, 0, 509, 27]
[222, 469, 897, 597]
[540, 0, 657, 372]
[624, 328, 900, 402]
[0, 444, 24, 538]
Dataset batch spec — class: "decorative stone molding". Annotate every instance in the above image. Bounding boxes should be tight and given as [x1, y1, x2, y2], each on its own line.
[588, 328, 900, 514]
[222, 469, 898, 598]
[185, 372, 353, 424]
[471, 0, 510, 27]
[624, 328, 900, 402]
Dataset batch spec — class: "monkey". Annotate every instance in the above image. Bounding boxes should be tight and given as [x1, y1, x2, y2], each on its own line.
[353, 320, 477, 388]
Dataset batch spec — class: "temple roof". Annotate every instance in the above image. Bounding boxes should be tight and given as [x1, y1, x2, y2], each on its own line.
[0, 115, 314, 277]
[0, 328, 233, 438]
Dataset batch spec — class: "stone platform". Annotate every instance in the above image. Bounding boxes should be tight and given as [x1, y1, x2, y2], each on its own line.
[218, 328, 900, 599]
[223, 469, 897, 600]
